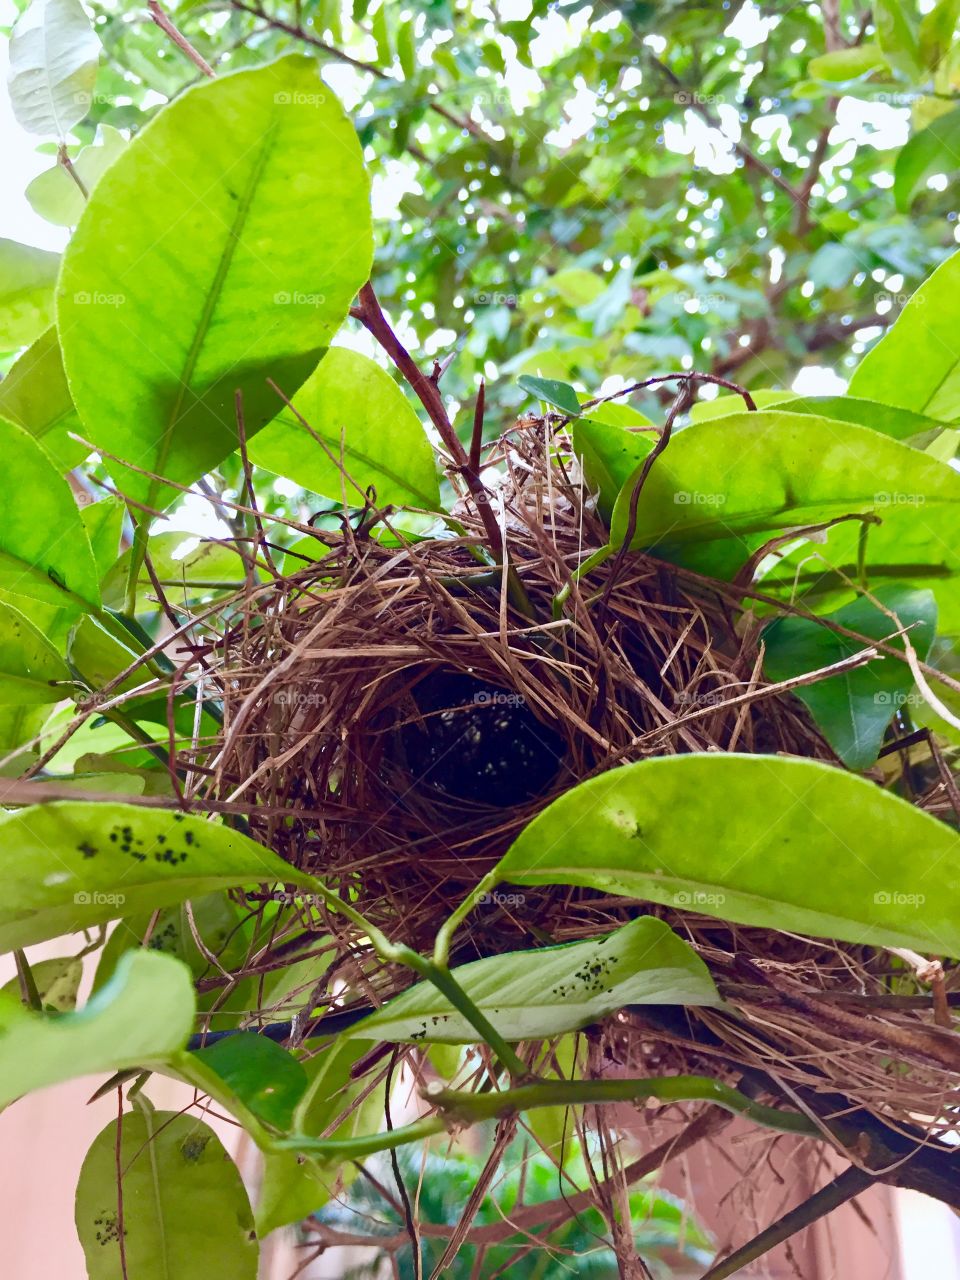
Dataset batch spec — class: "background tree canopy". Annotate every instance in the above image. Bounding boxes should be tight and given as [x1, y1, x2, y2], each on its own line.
[6, 0, 960, 432]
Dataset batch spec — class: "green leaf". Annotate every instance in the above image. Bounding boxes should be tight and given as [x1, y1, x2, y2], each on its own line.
[7, 0, 101, 137]
[0, 238, 59, 348]
[808, 43, 889, 81]
[102, 532, 250, 610]
[518, 375, 582, 417]
[874, 0, 923, 79]
[608, 411, 960, 587]
[771, 395, 946, 442]
[0, 417, 101, 610]
[894, 105, 960, 209]
[919, 0, 960, 69]
[250, 348, 440, 508]
[572, 417, 655, 521]
[849, 250, 960, 420]
[76, 1107, 258, 1280]
[0, 951, 194, 1107]
[397, 15, 417, 79]
[25, 125, 126, 227]
[1, 954, 82, 1011]
[57, 56, 373, 511]
[762, 585, 937, 769]
[192, 1033, 308, 1129]
[494, 755, 960, 957]
[0, 327, 87, 470]
[0, 801, 313, 951]
[689, 390, 787, 422]
[348, 916, 719, 1044]
[0, 600, 70, 704]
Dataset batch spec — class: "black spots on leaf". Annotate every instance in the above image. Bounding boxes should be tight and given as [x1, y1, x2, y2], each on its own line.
[107, 823, 193, 867]
[632, 824, 643, 840]
[91, 1210, 124, 1246]
[179, 1133, 211, 1163]
[173, 813, 185, 823]
[550, 953, 620, 1001]
[148, 919, 179, 952]
[77, 841, 97, 859]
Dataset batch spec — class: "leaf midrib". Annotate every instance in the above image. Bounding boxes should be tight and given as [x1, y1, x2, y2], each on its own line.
[152, 115, 280, 507]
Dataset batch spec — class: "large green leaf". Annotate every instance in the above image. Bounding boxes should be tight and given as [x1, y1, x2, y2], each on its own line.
[57, 55, 373, 511]
[0, 801, 313, 951]
[76, 1107, 258, 1280]
[770, 395, 946, 442]
[0, 327, 87, 470]
[348, 916, 719, 1044]
[0, 600, 71, 704]
[874, 0, 923, 79]
[250, 347, 440, 508]
[26, 125, 126, 227]
[0, 239, 59, 347]
[895, 105, 960, 210]
[849, 251, 960, 420]
[572, 416, 655, 521]
[0, 951, 193, 1107]
[0, 417, 101, 610]
[192, 1033, 308, 1129]
[608, 412, 960, 594]
[493, 755, 960, 958]
[7, 0, 101, 137]
[762, 585, 937, 769]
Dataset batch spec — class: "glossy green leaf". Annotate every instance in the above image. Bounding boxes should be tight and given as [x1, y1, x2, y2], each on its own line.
[608, 412, 960, 588]
[0, 327, 87, 470]
[518, 375, 582, 417]
[762, 585, 937, 769]
[874, 0, 923, 79]
[0, 417, 101, 610]
[494, 755, 960, 958]
[919, 0, 960, 69]
[0, 600, 70, 704]
[771, 395, 946, 442]
[808, 44, 889, 80]
[76, 1107, 258, 1280]
[572, 416, 655, 521]
[7, 0, 101, 137]
[192, 1033, 308, 1129]
[689, 390, 787, 421]
[894, 105, 960, 210]
[250, 348, 439, 508]
[0, 801, 314, 951]
[0, 239, 59, 347]
[0, 951, 193, 1107]
[58, 56, 373, 511]
[1, 954, 82, 1011]
[25, 125, 125, 227]
[849, 251, 960, 420]
[348, 916, 718, 1044]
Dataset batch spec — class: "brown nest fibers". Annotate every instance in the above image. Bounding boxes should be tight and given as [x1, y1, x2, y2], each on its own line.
[175, 416, 960, 1169]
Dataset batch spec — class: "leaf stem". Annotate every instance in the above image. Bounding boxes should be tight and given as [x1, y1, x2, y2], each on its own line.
[424, 1076, 818, 1137]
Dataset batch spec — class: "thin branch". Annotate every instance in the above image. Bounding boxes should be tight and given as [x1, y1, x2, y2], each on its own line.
[147, 0, 215, 77]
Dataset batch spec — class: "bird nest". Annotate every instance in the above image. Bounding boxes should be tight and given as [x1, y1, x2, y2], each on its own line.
[175, 418, 959, 1180]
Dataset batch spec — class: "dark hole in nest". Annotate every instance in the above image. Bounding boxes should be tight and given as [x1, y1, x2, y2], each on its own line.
[391, 667, 567, 807]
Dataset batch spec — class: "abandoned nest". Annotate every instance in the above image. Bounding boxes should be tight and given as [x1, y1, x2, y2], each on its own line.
[176, 418, 960, 1154]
